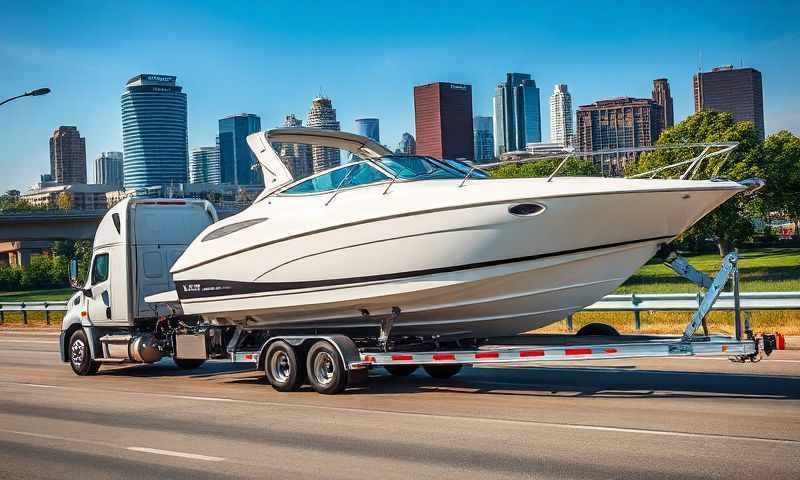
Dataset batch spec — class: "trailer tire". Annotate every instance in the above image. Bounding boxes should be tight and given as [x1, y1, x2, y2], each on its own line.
[264, 341, 305, 392]
[306, 340, 347, 395]
[173, 358, 205, 370]
[423, 364, 462, 379]
[384, 365, 418, 376]
[68, 329, 100, 376]
[576, 323, 620, 336]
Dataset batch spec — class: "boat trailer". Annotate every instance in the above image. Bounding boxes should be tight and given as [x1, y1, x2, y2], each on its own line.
[225, 247, 785, 393]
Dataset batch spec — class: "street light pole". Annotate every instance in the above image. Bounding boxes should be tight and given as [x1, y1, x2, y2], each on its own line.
[0, 88, 51, 107]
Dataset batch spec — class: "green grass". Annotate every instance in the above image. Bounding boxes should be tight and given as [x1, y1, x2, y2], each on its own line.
[616, 248, 800, 294]
[0, 288, 75, 302]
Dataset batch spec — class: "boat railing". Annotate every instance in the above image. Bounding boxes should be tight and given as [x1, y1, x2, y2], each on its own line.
[459, 142, 739, 186]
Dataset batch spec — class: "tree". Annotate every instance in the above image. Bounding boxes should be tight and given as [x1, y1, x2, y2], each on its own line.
[57, 191, 73, 210]
[760, 130, 800, 222]
[491, 157, 597, 179]
[624, 111, 763, 256]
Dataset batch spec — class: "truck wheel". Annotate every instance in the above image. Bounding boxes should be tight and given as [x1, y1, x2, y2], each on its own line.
[423, 364, 462, 379]
[264, 341, 304, 392]
[385, 365, 418, 376]
[69, 329, 100, 376]
[306, 341, 347, 394]
[173, 358, 205, 370]
[576, 323, 620, 336]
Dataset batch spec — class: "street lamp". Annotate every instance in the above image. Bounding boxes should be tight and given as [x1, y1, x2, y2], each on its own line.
[0, 87, 51, 107]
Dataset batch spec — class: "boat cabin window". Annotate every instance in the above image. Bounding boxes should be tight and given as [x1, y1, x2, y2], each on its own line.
[377, 156, 489, 180]
[282, 162, 389, 195]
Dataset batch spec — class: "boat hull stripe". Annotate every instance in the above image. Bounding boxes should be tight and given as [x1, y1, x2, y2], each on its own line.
[175, 234, 674, 300]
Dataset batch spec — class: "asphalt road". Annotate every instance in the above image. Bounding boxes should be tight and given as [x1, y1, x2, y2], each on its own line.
[0, 330, 798, 479]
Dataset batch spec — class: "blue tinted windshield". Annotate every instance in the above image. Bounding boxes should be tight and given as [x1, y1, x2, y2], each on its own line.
[377, 156, 488, 180]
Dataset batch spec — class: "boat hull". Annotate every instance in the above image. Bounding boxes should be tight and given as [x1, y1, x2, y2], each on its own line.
[174, 181, 742, 338]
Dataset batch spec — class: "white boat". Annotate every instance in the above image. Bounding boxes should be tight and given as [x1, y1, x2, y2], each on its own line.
[168, 128, 749, 338]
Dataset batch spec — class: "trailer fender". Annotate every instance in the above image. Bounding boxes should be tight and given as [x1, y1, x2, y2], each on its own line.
[256, 334, 362, 373]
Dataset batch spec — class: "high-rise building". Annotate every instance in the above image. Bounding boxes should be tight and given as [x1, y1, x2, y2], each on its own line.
[693, 66, 764, 138]
[397, 133, 416, 154]
[189, 146, 221, 184]
[49, 126, 87, 184]
[347, 118, 381, 163]
[307, 97, 341, 172]
[492, 73, 541, 155]
[354, 118, 380, 142]
[218, 113, 262, 186]
[414, 82, 474, 160]
[276, 114, 313, 179]
[121, 74, 188, 190]
[576, 97, 664, 175]
[651, 78, 674, 130]
[549, 84, 574, 146]
[94, 151, 123, 187]
[473, 116, 494, 162]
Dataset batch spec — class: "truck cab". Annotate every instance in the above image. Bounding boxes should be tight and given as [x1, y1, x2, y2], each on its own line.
[60, 198, 218, 374]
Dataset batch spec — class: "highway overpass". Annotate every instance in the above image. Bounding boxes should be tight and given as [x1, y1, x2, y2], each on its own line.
[0, 207, 242, 242]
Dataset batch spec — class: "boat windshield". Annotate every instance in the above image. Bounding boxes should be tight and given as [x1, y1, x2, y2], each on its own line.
[376, 156, 489, 180]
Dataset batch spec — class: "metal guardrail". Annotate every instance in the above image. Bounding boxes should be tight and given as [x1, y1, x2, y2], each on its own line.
[0, 300, 69, 325]
[1, 291, 799, 327]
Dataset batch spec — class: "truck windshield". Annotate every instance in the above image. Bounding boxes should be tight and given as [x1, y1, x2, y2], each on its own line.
[376, 156, 488, 180]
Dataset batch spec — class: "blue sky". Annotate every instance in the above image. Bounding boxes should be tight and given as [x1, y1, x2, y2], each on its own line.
[1, 0, 798, 192]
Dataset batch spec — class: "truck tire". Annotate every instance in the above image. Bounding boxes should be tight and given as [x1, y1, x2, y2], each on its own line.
[173, 358, 205, 370]
[384, 365, 418, 376]
[306, 340, 347, 394]
[423, 364, 462, 379]
[264, 341, 304, 392]
[69, 329, 100, 376]
[576, 323, 620, 336]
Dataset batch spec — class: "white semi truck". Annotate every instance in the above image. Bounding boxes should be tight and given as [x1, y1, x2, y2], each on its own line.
[60, 198, 784, 394]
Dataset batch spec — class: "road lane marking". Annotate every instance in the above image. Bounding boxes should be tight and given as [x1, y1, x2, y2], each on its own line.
[0, 339, 58, 344]
[127, 447, 225, 462]
[2, 380, 798, 446]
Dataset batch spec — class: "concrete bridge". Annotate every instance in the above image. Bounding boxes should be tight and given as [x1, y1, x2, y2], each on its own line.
[0, 210, 107, 242]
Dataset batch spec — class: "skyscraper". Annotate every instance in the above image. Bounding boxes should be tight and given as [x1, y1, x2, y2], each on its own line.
[218, 113, 262, 185]
[693, 66, 764, 138]
[277, 114, 313, 179]
[413, 82, 474, 160]
[307, 97, 341, 172]
[189, 146, 221, 184]
[576, 97, 664, 175]
[473, 116, 494, 162]
[121, 74, 187, 190]
[49, 126, 87, 184]
[397, 133, 416, 154]
[492, 73, 541, 155]
[354, 118, 380, 142]
[94, 151, 123, 187]
[651, 78, 674, 130]
[549, 84, 574, 146]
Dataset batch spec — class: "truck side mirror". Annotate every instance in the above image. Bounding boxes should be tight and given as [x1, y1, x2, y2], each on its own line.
[68, 258, 81, 289]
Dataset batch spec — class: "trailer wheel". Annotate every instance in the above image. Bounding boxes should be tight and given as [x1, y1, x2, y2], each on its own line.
[423, 364, 462, 379]
[264, 341, 304, 392]
[384, 365, 418, 376]
[173, 358, 205, 370]
[69, 329, 100, 376]
[576, 323, 620, 336]
[306, 341, 347, 394]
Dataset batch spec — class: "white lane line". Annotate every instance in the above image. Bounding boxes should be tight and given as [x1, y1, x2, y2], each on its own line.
[0, 429, 225, 463]
[0, 339, 58, 344]
[3, 380, 798, 446]
[127, 447, 225, 462]
[0, 331, 60, 336]
[21, 383, 60, 388]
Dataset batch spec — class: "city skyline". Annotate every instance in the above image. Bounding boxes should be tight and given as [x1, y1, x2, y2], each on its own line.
[1, 1, 798, 191]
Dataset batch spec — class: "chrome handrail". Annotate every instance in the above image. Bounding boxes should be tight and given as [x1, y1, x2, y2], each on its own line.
[324, 165, 357, 206]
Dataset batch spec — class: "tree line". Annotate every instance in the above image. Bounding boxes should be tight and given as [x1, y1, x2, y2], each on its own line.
[0, 240, 92, 292]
